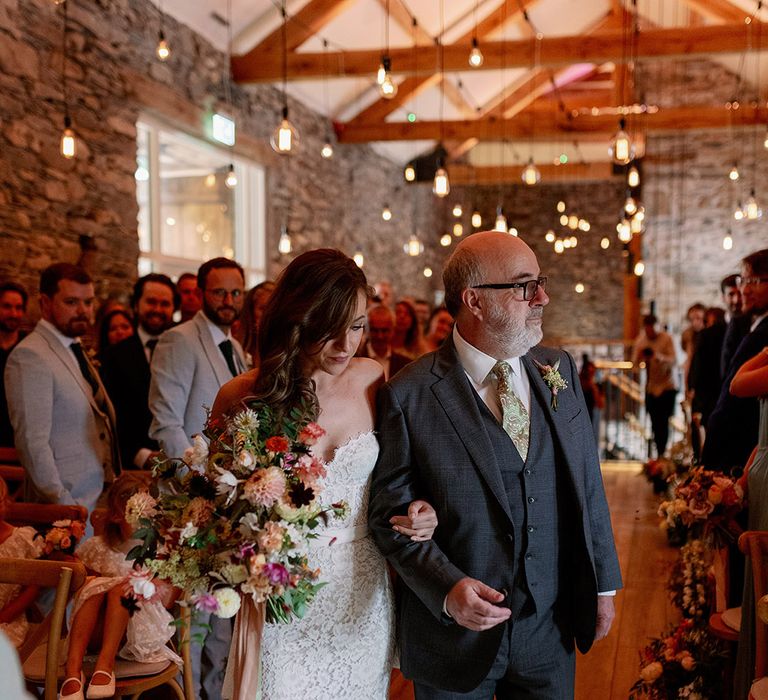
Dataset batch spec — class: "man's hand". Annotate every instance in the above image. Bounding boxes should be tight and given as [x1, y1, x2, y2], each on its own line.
[445, 577, 511, 631]
[595, 595, 616, 641]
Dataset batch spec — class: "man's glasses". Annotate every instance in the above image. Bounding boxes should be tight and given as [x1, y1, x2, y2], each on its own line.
[737, 275, 768, 287]
[207, 288, 244, 300]
[471, 276, 547, 301]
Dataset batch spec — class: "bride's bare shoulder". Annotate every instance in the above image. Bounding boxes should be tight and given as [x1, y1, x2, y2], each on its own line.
[348, 357, 383, 383]
[211, 369, 258, 420]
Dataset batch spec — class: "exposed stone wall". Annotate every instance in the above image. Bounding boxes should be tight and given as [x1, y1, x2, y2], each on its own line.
[0, 0, 433, 317]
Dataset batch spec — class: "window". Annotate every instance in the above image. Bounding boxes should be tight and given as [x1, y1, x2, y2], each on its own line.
[136, 118, 266, 286]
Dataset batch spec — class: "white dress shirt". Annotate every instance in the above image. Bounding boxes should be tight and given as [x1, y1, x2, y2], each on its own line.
[202, 314, 245, 374]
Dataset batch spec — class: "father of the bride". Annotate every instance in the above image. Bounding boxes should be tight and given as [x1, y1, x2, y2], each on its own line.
[369, 231, 622, 698]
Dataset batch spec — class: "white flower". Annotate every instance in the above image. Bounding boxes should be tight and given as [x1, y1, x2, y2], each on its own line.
[183, 434, 209, 472]
[238, 512, 260, 535]
[179, 521, 198, 543]
[130, 571, 157, 600]
[232, 408, 259, 434]
[237, 449, 256, 470]
[215, 467, 239, 506]
[213, 587, 241, 618]
[52, 519, 73, 528]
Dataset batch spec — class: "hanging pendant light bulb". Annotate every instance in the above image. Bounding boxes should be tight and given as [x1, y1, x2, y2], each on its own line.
[60, 115, 76, 159]
[225, 164, 237, 188]
[378, 56, 397, 99]
[734, 201, 745, 220]
[617, 219, 632, 242]
[381, 205, 392, 221]
[471, 210, 482, 228]
[723, 231, 734, 250]
[554, 239, 565, 254]
[609, 118, 634, 165]
[433, 159, 450, 198]
[624, 195, 638, 215]
[729, 165, 740, 181]
[630, 214, 644, 234]
[521, 158, 541, 186]
[600, 237, 610, 249]
[278, 226, 292, 254]
[468, 37, 484, 67]
[452, 203, 463, 217]
[556, 200, 566, 213]
[634, 260, 645, 277]
[353, 248, 365, 267]
[745, 189, 762, 219]
[156, 30, 170, 60]
[321, 141, 334, 159]
[376, 61, 386, 85]
[271, 106, 299, 154]
[440, 233, 452, 247]
[453, 223, 463, 237]
[423, 266, 433, 278]
[404, 234, 424, 256]
[545, 230, 555, 243]
[764, 128, 768, 150]
[52, 0, 66, 4]
[627, 165, 640, 188]
[404, 163, 416, 182]
[494, 205, 508, 233]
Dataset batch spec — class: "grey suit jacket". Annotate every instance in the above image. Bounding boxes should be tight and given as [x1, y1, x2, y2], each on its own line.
[369, 338, 622, 692]
[148, 311, 246, 458]
[4, 322, 118, 513]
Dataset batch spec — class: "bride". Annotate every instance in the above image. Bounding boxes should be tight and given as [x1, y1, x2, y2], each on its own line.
[211, 249, 437, 698]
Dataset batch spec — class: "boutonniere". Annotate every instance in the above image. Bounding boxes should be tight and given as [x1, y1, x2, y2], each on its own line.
[531, 358, 568, 410]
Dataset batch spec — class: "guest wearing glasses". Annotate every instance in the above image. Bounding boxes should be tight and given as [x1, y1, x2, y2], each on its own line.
[702, 248, 768, 474]
[147, 257, 246, 700]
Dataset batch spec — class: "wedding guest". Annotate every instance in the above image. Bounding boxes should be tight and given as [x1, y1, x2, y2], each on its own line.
[58, 474, 180, 700]
[100, 274, 177, 470]
[729, 345, 768, 700]
[0, 282, 28, 448]
[233, 280, 275, 367]
[580, 356, 604, 445]
[374, 280, 394, 308]
[681, 302, 706, 387]
[424, 306, 454, 352]
[362, 304, 412, 380]
[177, 272, 201, 323]
[393, 299, 427, 359]
[703, 249, 768, 473]
[370, 230, 621, 698]
[689, 307, 727, 427]
[721, 273, 749, 377]
[148, 257, 246, 700]
[97, 308, 134, 360]
[413, 298, 431, 332]
[0, 477, 44, 648]
[209, 248, 436, 699]
[5, 263, 119, 516]
[632, 314, 678, 458]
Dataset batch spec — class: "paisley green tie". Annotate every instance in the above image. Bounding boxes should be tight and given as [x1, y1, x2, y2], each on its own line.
[492, 360, 530, 461]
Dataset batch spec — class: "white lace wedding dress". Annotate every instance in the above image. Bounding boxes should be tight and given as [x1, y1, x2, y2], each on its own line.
[260, 431, 395, 699]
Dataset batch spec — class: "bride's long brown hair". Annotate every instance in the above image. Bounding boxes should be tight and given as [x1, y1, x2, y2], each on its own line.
[251, 249, 373, 420]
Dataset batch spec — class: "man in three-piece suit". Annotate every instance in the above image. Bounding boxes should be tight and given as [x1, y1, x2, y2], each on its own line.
[148, 257, 246, 700]
[361, 304, 413, 380]
[100, 273, 177, 469]
[703, 248, 768, 473]
[5, 263, 119, 516]
[370, 232, 622, 699]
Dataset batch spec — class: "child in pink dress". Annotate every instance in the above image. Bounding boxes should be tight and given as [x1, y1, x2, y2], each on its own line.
[59, 474, 179, 700]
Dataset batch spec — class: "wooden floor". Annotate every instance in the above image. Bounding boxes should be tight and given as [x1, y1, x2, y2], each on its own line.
[390, 461, 679, 700]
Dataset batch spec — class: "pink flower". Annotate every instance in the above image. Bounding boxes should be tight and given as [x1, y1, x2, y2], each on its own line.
[295, 454, 327, 488]
[707, 485, 723, 505]
[265, 436, 290, 453]
[242, 467, 287, 507]
[298, 422, 325, 446]
[263, 562, 290, 586]
[688, 499, 715, 519]
[192, 592, 220, 614]
[256, 521, 284, 553]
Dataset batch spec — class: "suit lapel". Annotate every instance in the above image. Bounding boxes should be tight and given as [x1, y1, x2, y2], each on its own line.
[35, 323, 94, 402]
[194, 312, 232, 386]
[432, 340, 514, 525]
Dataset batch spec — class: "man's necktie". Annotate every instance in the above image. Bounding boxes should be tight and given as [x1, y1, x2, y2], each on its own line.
[70, 342, 100, 396]
[491, 360, 530, 461]
[219, 339, 238, 377]
[145, 338, 158, 361]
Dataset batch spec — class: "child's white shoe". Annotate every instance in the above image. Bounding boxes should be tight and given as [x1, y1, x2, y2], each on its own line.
[85, 670, 115, 699]
[58, 672, 84, 700]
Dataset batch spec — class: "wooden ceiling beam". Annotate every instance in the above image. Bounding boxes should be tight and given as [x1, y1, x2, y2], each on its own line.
[336, 104, 763, 142]
[238, 0, 357, 58]
[232, 22, 758, 82]
[449, 162, 619, 184]
[678, 0, 749, 23]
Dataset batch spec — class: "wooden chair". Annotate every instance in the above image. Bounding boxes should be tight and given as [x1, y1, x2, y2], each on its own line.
[709, 544, 741, 643]
[7, 502, 88, 527]
[739, 531, 768, 700]
[0, 558, 87, 700]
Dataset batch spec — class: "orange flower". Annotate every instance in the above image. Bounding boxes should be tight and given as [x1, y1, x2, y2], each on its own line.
[265, 436, 290, 453]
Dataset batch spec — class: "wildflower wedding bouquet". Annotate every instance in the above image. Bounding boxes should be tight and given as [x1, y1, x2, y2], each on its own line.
[125, 400, 347, 624]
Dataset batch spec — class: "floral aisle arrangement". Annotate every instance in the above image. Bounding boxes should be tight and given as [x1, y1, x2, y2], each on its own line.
[630, 619, 728, 700]
[35, 518, 87, 556]
[642, 458, 677, 494]
[658, 468, 744, 547]
[125, 401, 348, 624]
[667, 540, 712, 622]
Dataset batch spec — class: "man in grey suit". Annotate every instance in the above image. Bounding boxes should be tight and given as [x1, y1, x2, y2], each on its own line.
[369, 232, 622, 699]
[148, 256, 246, 700]
[5, 263, 119, 517]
